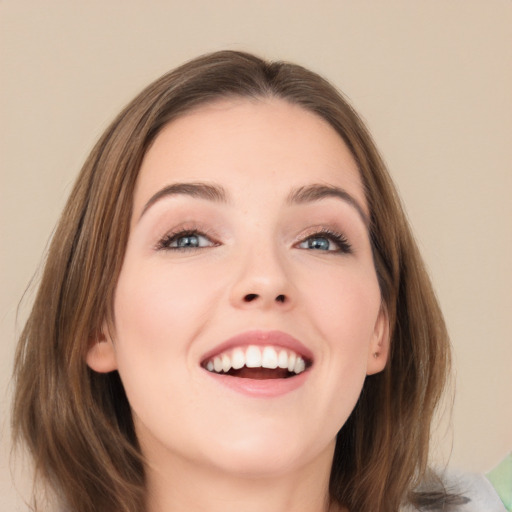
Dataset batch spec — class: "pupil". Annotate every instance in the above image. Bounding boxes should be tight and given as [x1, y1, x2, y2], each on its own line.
[309, 237, 329, 250]
[177, 235, 199, 248]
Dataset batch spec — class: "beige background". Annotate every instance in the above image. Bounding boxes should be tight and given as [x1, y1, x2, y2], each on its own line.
[1, 1, 511, 509]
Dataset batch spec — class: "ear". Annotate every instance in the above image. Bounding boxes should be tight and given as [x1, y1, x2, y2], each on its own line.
[86, 325, 118, 373]
[366, 303, 390, 376]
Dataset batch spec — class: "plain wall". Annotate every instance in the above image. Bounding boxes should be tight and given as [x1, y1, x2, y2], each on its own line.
[1, 1, 511, 509]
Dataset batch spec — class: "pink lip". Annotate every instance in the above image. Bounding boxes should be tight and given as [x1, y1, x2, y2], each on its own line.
[200, 330, 314, 364]
[199, 330, 314, 398]
[203, 370, 310, 398]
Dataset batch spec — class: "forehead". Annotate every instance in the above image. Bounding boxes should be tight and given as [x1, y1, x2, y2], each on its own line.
[134, 97, 366, 215]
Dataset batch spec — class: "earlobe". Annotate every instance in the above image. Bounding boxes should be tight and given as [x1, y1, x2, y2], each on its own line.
[86, 329, 118, 373]
[366, 304, 390, 376]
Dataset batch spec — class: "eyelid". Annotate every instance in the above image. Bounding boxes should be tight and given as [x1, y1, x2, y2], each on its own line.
[154, 223, 220, 251]
[293, 226, 352, 254]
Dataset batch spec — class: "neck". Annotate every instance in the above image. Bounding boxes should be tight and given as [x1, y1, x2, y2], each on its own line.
[144, 444, 342, 512]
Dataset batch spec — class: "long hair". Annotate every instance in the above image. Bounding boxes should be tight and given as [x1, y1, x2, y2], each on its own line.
[12, 50, 452, 512]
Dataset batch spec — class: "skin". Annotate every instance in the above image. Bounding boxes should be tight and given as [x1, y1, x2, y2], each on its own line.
[87, 98, 389, 512]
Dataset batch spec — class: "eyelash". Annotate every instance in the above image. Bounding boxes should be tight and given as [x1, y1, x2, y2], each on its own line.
[296, 228, 352, 254]
[156, 226, 351, 255]
[155, 227, 217, 251]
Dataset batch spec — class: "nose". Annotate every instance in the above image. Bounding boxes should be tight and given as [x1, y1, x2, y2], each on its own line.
[229, 245, 294, 310]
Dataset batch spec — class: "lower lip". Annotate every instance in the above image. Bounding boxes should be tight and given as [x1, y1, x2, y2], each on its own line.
[203, 370, 310, 398]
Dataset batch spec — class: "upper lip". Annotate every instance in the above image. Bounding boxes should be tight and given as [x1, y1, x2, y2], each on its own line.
[200, 330, 314, 366]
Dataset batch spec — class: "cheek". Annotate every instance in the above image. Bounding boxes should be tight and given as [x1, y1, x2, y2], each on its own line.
[304, 264, 381, 341]
[110, 259, 223, 406]
[110, 259, 222, 441]
[300, 264, 381, 394]
[114, 258, 220, 346]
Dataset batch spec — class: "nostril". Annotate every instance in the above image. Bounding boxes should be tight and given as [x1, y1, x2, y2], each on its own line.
[241, 293, 287, 304]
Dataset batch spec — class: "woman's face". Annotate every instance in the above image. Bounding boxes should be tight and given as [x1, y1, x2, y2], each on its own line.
[88, 98, 388, 478]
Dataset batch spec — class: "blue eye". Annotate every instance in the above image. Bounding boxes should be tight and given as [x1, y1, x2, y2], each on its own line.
[300, 237, 332, 251]
[298, 230, 352, 254]
[173, 234, 204, 248]
[157, 230, 215, 251]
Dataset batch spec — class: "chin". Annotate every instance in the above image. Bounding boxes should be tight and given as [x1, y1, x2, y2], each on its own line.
[197, 426, 335, 479]
[207, 447, 308, 478]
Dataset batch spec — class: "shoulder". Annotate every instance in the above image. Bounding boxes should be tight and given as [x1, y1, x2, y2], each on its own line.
[443, 470, 507, 512]
[406, 469, 508, 512]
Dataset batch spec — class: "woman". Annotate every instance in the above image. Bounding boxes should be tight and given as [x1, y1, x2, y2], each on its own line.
[12, 50, 461, 512]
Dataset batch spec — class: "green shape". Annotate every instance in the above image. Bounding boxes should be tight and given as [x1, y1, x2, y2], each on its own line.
[486, 453, 512, 511]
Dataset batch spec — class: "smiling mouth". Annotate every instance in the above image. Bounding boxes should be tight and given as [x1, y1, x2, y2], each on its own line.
[201, 345, 312, 380]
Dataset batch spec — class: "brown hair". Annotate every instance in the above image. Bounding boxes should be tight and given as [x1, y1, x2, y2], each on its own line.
[12, 50, 452, 512]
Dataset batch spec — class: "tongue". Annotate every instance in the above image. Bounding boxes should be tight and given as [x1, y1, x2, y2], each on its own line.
[227, 367, 291, 379]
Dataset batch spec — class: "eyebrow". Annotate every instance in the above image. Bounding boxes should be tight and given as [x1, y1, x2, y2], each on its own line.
[139, 182, 228, 219]
[139, 181, 369, 226]
[287, 184, 369, 226]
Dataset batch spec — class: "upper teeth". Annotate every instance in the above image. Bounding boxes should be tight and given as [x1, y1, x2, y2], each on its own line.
[204, 345, 307, 375]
